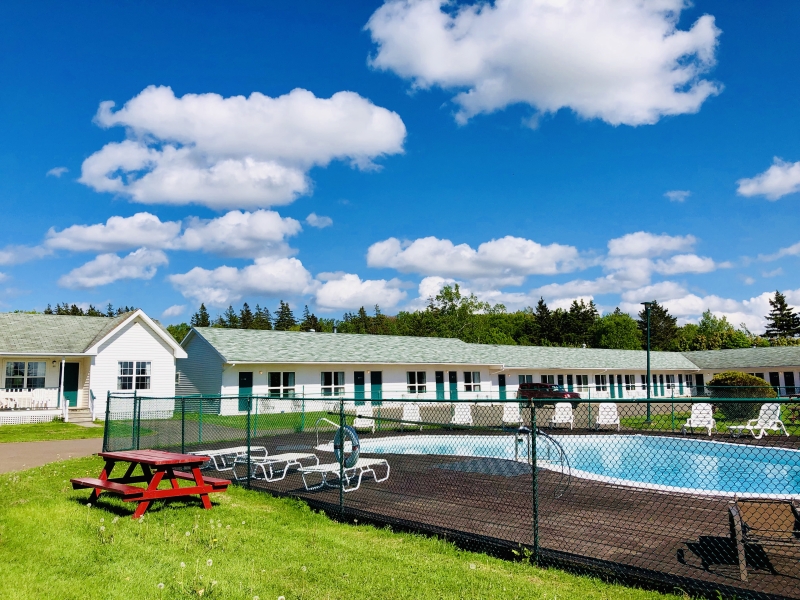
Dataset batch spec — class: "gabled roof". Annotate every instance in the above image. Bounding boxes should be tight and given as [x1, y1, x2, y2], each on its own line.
[682, 346, 800, 370]
[188, 328, 699, 370]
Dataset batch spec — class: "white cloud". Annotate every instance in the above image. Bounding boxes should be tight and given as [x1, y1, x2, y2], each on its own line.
[168, 257, 314, 307]
[306, 213, 333, 229]
[759, 240, 800, 262]
[737, 158, 800, 200]
[59, 248, 168, 289]
[607, 231, 696, 258]
[161, 304, 186, 319]
[367, 235, 580, 284]
[741, 276, 756, 285]
[177, 210, 301, 258]
[367, 0, 721, 126]
[315, 273, 407, 310]
[0, 245, 52, 265]
[46, 167, 68, 178]
[653, 254, 720, 275]
[620, 281, 689, 304]
[762, 267, 783, 278]
[664, 190, 690, 202]
[80, 86, 406, 209]
[45, 213, 181, 253]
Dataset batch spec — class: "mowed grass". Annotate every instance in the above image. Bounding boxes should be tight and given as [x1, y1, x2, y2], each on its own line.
[0, 421, 105, 443]
[620, 408, 800, 435]
[0, 457, 682, 600]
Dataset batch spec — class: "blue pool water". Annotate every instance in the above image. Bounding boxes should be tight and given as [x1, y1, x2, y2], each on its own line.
[354, 434, 800, 497]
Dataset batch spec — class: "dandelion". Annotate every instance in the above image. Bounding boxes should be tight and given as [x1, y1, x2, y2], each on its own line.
[254, 596, 259, 600]
[99, 526, 106, 532]
[207, 559, 213, 567]
[112, 517, 119, 524]
[226, 525, 230, 530]
[86, 502, 91, 507]
[210, 518, 214, 524]
[301, 566, 307, 573]
[278, 596, 285, 600]
[100, 518, 104, 523]
[217, 523, 222, 529]
[242, 521, 246, 525]
[180, 562, 186, 569]
[157, 583, 165, 589]
[185, 531, 191, 537]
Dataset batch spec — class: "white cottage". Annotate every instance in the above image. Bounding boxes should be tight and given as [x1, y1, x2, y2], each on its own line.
[0, 310, 187, 424]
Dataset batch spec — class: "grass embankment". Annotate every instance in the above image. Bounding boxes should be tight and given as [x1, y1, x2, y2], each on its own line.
[0, 456, 680, 600]
[0, 421, 105, 443]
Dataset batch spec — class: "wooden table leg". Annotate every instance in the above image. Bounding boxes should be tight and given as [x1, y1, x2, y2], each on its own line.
[192, 466, 212, 510]
[132, 466, 165, 519]
[92, 459, 116, 502]
[165, 466, 180, 490]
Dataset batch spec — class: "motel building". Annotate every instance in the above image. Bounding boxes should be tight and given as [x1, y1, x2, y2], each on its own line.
[176, 327, 800, 416]
[0, 310, 187, 425]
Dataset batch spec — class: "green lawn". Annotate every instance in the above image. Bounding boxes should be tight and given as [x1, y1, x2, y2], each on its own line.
[0, 421, 105, 443]
[0, 456, 680, 600]
[179, 410, 343, 432]
[620, 409, 800, 435]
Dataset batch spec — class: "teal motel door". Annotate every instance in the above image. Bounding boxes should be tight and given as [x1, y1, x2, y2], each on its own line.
[498, 374, 506, 400]
[448, 371, 458, 400]
[354, 371, 365, 405]
[238, 371, 253, 411]
[435, 371, 445, 400]
[62, 363, 79, 407]
[370, 371, 382, 406]
[617, 374, 624, 399]
[609, 374, 616, 399]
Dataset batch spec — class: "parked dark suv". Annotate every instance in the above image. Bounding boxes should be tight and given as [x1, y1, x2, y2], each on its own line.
[516, 382, 581, 408]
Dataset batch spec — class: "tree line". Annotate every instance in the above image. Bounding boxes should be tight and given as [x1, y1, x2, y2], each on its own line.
[169, 287, 800, 350]
[42, 303, 138, 317]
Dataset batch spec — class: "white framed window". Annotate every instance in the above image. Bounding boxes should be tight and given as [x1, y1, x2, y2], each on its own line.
[268, 372, 295, 397]
[665, 374, 675, 390]
[407, 371, 427, 394]
[135, 362, 151, 390]
[574, 374, 589, 392]
[541, 375, 555, 384]
[518, 374, 534, 384]
[118, 361, 133, 390]
[118, 361, 150, 390]
[464, 371, 481, 392]
[4, 361, 46, 390]
[624, 375, 636, 391]
[321, 371, 345, 396]
[594, 374, 607, 392]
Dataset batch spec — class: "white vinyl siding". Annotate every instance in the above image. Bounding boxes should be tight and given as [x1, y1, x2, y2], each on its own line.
[176, 333, 224, 396]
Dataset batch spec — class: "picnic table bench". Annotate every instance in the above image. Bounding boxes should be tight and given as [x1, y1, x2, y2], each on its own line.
[71, 449, 229, 519]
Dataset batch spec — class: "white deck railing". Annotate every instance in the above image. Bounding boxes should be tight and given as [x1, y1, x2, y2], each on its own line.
[0, 387, 60, 410]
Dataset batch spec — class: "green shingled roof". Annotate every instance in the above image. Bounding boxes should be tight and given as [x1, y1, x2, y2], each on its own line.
[0, 312, 131, 354]
[191, 328, 700, 370]
[682, 347, 800, 370]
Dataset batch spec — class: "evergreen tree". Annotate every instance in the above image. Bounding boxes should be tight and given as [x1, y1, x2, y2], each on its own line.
[253, 304, 272, 330]
[223, 305, 240, 328]
[240, 302, 254, 329]
[765, 290, 800, 338]
[86, 304, 103, 316]
[591, 308, 642, 350]
[190, 303, 210, 327]
[44, 304, 53, 315]
[299, 305, 320, 331]
[637, 301, 678, 351]
[274, 301, 296, 330]
[106, 303, 115, 318]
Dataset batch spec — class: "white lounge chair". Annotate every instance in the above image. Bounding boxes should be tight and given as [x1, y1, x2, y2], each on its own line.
[234, 452, 319, 482]
[549, 403, 573, 429]
[595, 403, 620, 431]
[298, 457, 390, 492]
[451, 404, 473, 426]
[502, 402, 522, 427]
[188, 446, 267, 471]
[681, 403, 716, 436]
[728, 403, 789, 439]
[401, 403, 423, 430]
[353, 404, 376, 433]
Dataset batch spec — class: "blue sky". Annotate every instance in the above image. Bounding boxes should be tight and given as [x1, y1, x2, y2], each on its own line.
[1, 0, 799, 330]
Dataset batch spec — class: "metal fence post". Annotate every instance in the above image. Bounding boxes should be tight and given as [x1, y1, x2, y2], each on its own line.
[339, 397, 345, 518]
[181, 397, 186, 454]
[133, 390, 140, 450]
[102, 391, 111, 452]
[671, 389, 675, 432]
[246, 395, 252, 490]
[300, 396, 305, 432]
[531, 402, 539, 563]
[252, 394, 258, 439]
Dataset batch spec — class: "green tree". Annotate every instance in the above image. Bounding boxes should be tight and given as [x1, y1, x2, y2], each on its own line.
[562, 299, 599, 347]
[253, 304, 272, 330]
[223, 305, 240, 328]
[240, 302, 254, 329]
[274, 301, 296, 331]
[637, 301, 678, 351]
[591, 309, 642, 349]
[765, 290, 800, 338]
[190, 303, 210, 328]
[299, 305, 320, 331]
[167, 322, 191, 343]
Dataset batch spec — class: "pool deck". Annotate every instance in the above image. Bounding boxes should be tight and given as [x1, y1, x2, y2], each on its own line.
[187, 428, 800, 599]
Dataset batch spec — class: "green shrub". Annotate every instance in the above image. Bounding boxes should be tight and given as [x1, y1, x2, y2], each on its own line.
[708, 371, 777, 421]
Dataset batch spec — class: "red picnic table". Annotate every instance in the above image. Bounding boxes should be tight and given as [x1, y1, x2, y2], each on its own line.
[71, 449, 229, 519]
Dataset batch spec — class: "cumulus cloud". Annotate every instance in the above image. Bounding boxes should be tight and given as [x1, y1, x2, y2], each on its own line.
[161, 304, 186, 319]
[607, 231, 696, 258]
[79, 86, 406, 209]
[737, 158, 800, 200]
[664, 190, 690, 202]
[367, 235, 580, 285]
[367, 0, 721, 125]
[0, 245, 52, 266]
[306, 213, 333, 229]
[315, 273, 407, 310]
[46, 167, 68, 178]
[45, 213, 181, 253]
[168, 257, 314, 307]
[59, 248, 168, 289]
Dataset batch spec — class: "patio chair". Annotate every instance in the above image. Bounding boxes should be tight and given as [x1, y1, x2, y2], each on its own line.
[298, 457, 390, 492]
[681, 403, 715, 436]
[502, 402, 522, 427]
[353, 404, 376, 433]
[188, 446, 267, 472]
[595, 403, 620, 431]
[234, 451, 319, 482]
[451, 403, 473, 426]
[549, 403, 574, 429]
[401, 403, 423, 430]
[727, 403, 789, 439]
[729, 499, 800, 581]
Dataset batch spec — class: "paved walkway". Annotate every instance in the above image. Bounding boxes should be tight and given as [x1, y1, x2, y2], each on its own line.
[0, 438, 102, 474]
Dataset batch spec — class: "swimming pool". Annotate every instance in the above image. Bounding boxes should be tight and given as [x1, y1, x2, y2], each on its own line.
[345, 434, 800, 498]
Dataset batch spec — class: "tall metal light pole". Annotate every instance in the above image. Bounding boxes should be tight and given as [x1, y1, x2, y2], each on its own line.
[642, 301, 653, 423]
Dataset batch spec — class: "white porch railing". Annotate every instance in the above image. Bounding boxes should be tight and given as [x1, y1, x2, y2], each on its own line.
[0, 387, 60, 410]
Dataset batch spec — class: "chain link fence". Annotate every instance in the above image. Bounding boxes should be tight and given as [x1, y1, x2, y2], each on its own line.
[103, 390, 800, 599]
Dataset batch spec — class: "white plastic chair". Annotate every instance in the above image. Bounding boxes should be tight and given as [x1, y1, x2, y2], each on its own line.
[502, 403, 522, 427]
[595, 403, 620, 431]
[353, 404, 376, 433]
[451, 403, 473, 426]
[299, 458, 390, 492]
[401, 403, 422, 430]
[727, 403, 789, 439]
[550, 403, 574, 429]
[681, 403, 716, 436]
